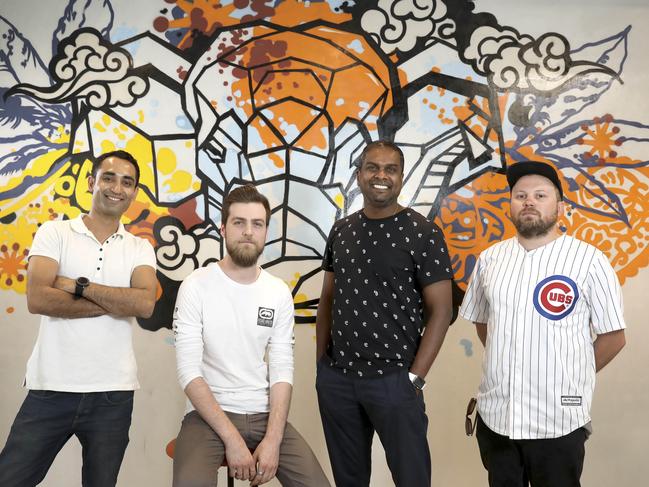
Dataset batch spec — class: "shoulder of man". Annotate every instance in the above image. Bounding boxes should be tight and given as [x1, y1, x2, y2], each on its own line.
[29, 218, 74, 249]
[36, 217, 71, 234]
[563, 235, 608, 268]
[183, 263, 217, 284]
[120, 225, 154, 246]
[479, 236, 517, 259]
[402, 208, 440, 230]
[332, 210, 362, 230]
[259, 269, 292, 295]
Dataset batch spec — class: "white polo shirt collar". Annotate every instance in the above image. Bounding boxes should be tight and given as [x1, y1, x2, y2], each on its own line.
[70, 214, 126, 242]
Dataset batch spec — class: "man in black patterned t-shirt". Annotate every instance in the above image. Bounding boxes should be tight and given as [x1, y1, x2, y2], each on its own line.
[315, 140, 454, 487]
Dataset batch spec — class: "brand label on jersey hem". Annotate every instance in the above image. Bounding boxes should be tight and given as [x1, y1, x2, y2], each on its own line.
[561, 396, 582, 406]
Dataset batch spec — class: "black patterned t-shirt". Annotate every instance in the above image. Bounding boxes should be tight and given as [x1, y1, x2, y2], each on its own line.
[322, 208, 453, 377]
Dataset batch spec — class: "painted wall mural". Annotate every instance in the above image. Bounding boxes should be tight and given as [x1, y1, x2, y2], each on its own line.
[1, 0, 647, 332]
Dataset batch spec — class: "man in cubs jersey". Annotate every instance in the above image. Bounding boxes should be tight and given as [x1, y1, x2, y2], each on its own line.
[460, 161, 626, 487]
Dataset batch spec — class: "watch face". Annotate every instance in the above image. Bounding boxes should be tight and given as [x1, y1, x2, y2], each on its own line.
[77, 277, 90, 286]
[412, 376, 425, 390]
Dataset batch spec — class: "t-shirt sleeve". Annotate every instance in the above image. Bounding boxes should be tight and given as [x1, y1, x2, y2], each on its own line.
[268, 284, 295, 386]
[28, 221, 61, 263]
[417, 221, 453, 287]
[588, 250, 626, 334]
[133, 238, 157, 270]
[459, 256, 489, 324]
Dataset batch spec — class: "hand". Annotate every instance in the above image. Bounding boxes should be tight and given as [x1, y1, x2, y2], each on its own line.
[249, 437, 280, 485]
[225, 437, 256, 481]
[53, 276, 75, 294]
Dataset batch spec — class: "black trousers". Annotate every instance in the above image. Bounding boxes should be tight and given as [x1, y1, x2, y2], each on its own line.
[316, 362, 430, 487]
[476, 414, 587, 487]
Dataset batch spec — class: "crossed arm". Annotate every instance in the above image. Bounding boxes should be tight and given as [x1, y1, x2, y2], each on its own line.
[26, 255, 157, 319]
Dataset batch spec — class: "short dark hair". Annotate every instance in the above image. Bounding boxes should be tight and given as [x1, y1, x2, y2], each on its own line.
[222, 184, 271, 225]
[358, 140, 405, 173]
[92, 150, 140, 185]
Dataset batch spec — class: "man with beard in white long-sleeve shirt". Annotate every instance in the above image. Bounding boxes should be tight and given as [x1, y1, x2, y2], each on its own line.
[172, 184, 329, 487]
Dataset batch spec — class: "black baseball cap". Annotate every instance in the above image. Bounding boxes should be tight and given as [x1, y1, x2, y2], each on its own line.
[506, 161, 563, 199]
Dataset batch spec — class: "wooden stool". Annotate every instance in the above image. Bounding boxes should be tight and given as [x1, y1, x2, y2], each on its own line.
[166, 438, 237, 487]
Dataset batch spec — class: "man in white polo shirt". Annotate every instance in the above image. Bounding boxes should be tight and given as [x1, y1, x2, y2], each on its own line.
[0, 150, 158, 487]
[172, 184, 329, 487]
[460, 161, 626, 487]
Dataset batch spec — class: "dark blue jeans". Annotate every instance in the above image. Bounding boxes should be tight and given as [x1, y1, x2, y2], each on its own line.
[316, 362, 430, 487]
[0, 390, 134, 487]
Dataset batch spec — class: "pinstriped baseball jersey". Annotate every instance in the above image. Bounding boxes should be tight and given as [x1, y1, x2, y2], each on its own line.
[459, 235, 625, 440]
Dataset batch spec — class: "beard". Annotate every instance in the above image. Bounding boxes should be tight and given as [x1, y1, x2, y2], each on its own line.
[512, 209, 559, 239]
[226, 240, 264, 267]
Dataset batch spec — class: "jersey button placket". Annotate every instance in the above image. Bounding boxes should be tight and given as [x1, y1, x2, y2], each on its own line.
[512, 253, 532, 437]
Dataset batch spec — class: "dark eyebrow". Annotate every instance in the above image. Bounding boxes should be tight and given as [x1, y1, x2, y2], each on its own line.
[364, 161, 399, 168]
[102, 171, 135, 183]
[231, 217, 266, 225]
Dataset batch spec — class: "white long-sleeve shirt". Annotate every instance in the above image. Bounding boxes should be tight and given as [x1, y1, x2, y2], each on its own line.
[173, 263, 295, 414]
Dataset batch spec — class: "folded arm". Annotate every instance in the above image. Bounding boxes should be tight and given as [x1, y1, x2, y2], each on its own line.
[53, 264, 157, 318]
[26, 256, 107, 318]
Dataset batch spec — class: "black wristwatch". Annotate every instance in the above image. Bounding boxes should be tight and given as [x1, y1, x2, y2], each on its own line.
[74, 277, 90, 299]
[408, 372, 426, 390]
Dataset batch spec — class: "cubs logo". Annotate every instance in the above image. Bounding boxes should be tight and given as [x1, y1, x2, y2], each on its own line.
[533, 275, 579, 321]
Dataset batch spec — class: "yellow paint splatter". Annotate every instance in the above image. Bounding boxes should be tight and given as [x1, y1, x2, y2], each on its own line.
[101, 140, 116, 153]
[334, 193, 344, 209]
[162, 170, 192, 193]
[157, 148, 177, 175]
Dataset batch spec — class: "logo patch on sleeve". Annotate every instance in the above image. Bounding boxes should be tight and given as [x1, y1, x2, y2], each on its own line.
[533, 275, 579, 321]
[561, 396, 582, 406]
[257, 307, 275, 327]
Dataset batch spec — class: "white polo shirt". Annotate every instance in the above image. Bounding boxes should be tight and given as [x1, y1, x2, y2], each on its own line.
[25, 214, 156, 392]
[460, 235, 625, 439]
